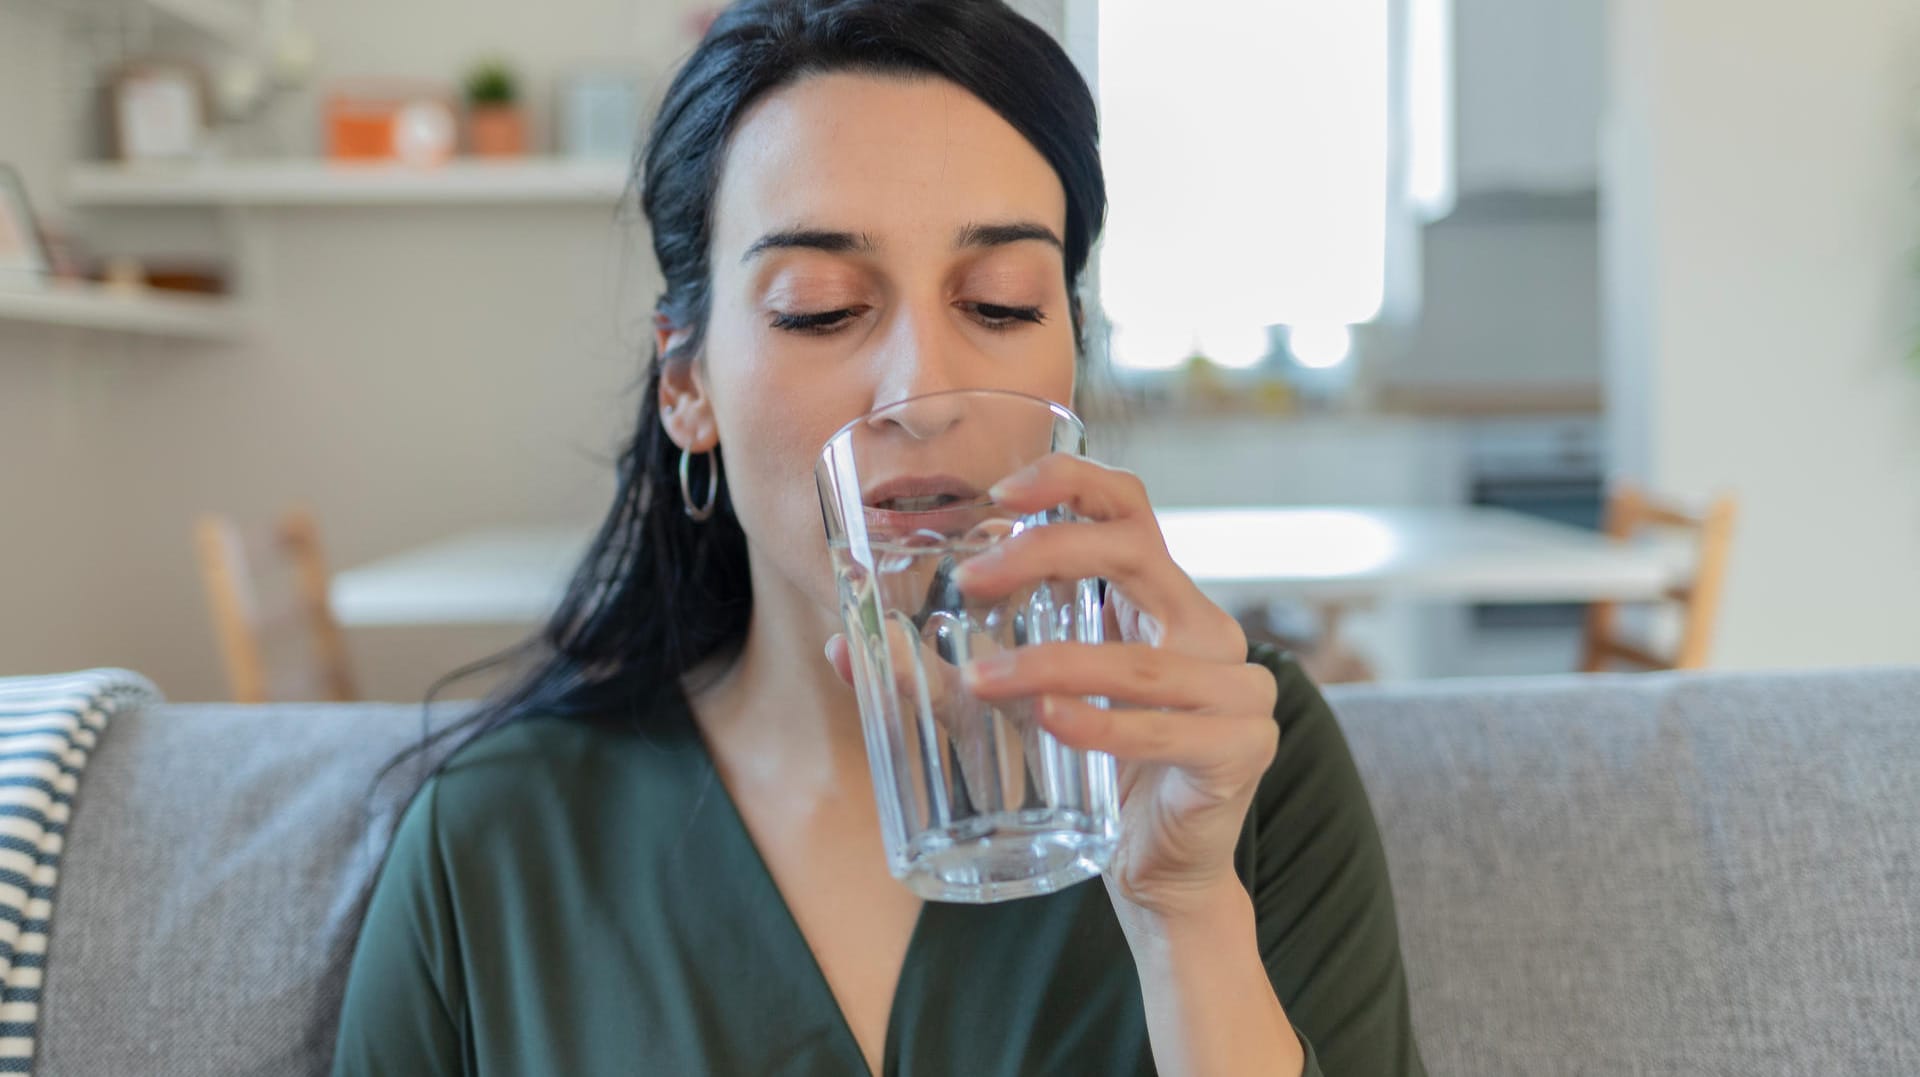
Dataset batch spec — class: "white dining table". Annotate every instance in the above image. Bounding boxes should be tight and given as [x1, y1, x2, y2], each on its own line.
[330, 506, 1684, 628]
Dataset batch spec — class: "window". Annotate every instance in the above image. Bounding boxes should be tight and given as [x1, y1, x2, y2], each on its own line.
[1068, 0, 1454, 372]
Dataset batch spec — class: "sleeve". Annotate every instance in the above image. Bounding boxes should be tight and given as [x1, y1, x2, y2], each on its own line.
[330, 776, 469, 1077]
[1239, 643, 1427, 1077]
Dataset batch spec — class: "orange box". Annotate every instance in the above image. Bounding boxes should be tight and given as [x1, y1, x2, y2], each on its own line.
[323, 80, 456, 165]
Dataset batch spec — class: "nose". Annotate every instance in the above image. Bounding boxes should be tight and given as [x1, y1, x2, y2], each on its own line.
[864, 302, 970, 439]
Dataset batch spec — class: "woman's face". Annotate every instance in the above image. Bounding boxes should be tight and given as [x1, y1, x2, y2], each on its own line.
[659, 71, 1079, 614]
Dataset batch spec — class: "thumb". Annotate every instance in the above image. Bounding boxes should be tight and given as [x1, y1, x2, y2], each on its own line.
[823, 633, 856, 688]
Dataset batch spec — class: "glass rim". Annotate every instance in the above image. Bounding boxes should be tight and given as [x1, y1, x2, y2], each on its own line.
[816, 387, 1084, 458]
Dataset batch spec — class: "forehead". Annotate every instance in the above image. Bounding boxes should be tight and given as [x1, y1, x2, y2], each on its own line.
[711, 71, 1067, 257]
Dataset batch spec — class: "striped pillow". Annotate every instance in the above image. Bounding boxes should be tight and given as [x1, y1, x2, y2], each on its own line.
[0, 670, 159, 1075]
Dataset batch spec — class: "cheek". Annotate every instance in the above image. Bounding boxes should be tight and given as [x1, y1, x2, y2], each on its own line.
[706, 347, 854, 478]
[995, 331, 1078, 410]
[701, 297, 873, 480]
[699, 333, 862, 598]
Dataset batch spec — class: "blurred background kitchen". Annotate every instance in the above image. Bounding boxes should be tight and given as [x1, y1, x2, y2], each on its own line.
[1, 0, 1915, 703]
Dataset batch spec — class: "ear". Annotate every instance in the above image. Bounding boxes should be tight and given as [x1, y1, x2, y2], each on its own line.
[655, 317, 719, 453]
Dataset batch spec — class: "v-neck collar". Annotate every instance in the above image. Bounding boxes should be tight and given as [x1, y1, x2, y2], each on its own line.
[662, 683, 934, 1077]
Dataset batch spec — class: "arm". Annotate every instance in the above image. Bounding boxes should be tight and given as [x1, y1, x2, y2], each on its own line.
[1108, 647, 1424, 1077]
[1110, 878, 1312, 1077]
[331, 779, 468, 1077]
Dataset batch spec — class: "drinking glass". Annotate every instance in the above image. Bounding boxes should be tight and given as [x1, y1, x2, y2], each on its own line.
[816, 388, 1120, 903]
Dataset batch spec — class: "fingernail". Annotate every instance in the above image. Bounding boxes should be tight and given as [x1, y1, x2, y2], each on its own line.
[823, 638, 836, 663]
[988, 467, 1037, 501]
[964, 652, 1015, 685]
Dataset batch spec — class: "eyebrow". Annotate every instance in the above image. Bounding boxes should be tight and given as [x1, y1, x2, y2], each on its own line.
[955, 220, 1064, 252]
[740, 228, 875, 263]
[740, 220, 1063, 264]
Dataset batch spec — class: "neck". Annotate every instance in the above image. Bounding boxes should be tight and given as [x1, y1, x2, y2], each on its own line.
[683, 556, 869, 801]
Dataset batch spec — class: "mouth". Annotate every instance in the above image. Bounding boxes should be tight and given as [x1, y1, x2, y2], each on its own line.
[863, 475, 988, 515]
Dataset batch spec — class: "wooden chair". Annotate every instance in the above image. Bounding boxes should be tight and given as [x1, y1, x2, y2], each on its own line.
[1579, 484, 1738, 673]
[195, 506, 359, 703]
[1236, 600, 1379, 686]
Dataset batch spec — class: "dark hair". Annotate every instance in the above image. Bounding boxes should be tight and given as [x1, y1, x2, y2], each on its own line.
[382, 0, 1109, 789]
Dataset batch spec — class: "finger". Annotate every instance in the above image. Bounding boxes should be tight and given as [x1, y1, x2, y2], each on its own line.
[963, 642, 1277, 716]
[988, 453, 1154, 523]
[954, 515, 1170, 603]
[966, 453, 1243, 655]
[955, 521, 1240, 657]
[824, 633, 855, 688]
[1037, 696, 1279, 779]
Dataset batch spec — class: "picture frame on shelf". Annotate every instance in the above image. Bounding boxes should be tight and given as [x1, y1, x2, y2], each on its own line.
[104, 59, 211, 162]
[0, 164, 51, 291]
[555, 69, 646, 161]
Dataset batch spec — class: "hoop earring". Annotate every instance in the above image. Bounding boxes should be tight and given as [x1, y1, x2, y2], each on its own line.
[679, 448, 720, 522]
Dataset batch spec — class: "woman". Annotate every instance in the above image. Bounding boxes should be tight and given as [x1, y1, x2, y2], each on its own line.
[333, 2, 1426, 1074]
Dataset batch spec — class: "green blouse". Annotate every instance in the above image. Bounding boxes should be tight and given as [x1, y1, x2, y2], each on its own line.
[332, 645, 1426, 1076]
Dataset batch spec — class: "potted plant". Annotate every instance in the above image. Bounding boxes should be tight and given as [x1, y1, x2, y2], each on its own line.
[463, 57, 526, 157]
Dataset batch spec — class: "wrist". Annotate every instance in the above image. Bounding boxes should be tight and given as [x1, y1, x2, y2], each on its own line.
[1110, 877, 1303, 1077]
[1108, 875, 1258, 952]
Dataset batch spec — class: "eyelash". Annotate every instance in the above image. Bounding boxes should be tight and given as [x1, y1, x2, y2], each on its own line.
[768, 303, 1046, 336]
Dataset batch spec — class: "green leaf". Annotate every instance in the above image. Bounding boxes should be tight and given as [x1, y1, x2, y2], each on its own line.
[463, 58, 519, 105]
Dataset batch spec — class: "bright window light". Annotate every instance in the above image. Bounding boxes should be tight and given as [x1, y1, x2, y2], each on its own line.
[1287, 324, 1355, 369]
[1098, 0, 1390, 370]
[1408, 0, 1456, 220]
[1199, 323, 1273, 370]
[1109, 320, 1197, 372]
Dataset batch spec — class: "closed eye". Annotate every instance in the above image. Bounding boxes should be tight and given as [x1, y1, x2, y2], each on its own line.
[768, 303, 1047, 337]
[963, 302, 1047, 329]
[769, 307, 864, 334]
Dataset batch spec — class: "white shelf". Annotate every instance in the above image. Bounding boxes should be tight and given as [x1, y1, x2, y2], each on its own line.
[67, 158, 632, 207]
[0, 282, 246, 341]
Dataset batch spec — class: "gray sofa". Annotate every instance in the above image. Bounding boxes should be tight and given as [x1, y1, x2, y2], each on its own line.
[29, 667, 1920, 1076]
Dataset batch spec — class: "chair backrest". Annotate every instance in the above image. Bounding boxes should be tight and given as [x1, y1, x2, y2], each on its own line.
[1580, 483, 1738, 672]
[194, 506, 359, 703]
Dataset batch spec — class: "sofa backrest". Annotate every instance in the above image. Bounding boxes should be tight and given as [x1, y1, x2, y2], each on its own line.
[34, 700, 465, 1077]
[30, 668, 1920, 1076]
[1327, 667, 1920, 1076]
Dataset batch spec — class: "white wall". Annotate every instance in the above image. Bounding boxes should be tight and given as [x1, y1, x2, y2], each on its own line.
[1455, 0, 1605, 193]
[1605, 0, 1920, 668]
[1387, 210, 1602, 388]
[1379, 0, 1605, 391]
[0, 0, 1071, 703]
[0, 6, 67, 214]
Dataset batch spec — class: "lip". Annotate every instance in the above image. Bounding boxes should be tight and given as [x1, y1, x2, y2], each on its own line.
[862, 473, 986, 512]
[859, 474, 995, 537]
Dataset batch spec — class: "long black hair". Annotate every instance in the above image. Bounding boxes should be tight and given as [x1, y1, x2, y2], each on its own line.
[384, 0, 1110, 788]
